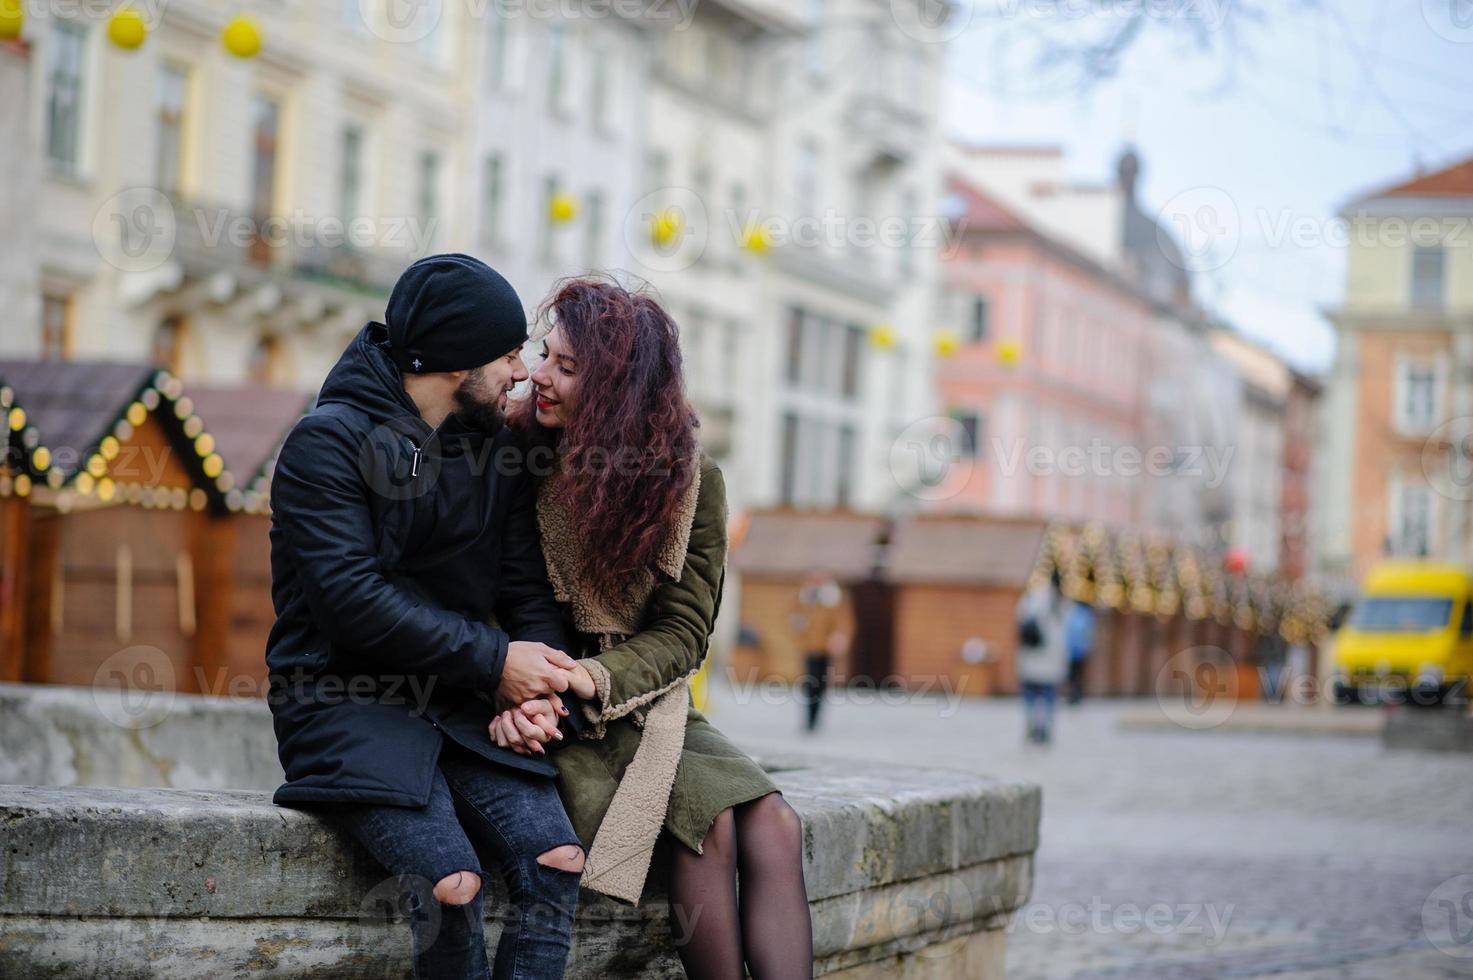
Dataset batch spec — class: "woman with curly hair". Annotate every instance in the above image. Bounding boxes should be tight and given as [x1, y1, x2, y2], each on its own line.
[490, 277, 813, 979]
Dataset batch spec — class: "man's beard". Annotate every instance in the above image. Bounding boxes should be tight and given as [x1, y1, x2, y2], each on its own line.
[452, 368, 507, 434]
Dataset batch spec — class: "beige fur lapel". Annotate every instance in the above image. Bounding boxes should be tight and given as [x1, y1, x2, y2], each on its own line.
[535, 461, 705, 906]
[536, 463, 703, 637]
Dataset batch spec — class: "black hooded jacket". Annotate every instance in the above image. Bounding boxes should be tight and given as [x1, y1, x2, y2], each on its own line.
[265, 322, 566, 807]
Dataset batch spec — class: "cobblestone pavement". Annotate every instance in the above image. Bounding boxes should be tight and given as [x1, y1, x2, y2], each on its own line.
[704, 678, 1473, 978]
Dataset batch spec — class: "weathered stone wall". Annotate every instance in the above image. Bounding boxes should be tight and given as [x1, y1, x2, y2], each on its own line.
[0, 684, 1041, 978]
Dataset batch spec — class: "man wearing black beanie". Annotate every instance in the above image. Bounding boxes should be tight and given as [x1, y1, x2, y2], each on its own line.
[266, 253, 588, 979]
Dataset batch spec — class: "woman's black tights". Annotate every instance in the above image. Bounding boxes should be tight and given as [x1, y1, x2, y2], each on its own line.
[668, 792, 813, 979]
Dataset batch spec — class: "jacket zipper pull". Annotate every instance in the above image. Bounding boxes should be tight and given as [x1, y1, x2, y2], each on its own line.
[411, 445, 422, 478]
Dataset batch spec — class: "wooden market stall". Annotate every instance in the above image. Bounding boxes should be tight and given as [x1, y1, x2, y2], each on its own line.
[883, 515, 1049, 696]
[185, 383, 311, 693]
[729, 509, 887, 684]
[0, 360, 307, 697]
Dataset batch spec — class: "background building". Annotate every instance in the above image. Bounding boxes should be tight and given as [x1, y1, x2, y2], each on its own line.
[1320, 155, 1473, 581]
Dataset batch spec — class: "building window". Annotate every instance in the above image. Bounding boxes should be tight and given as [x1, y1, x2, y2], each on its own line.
[46, 21, 87, 172]
[153, 315, 188, 375]
[841, 324, 864, 399]
[780, 412, 800, 506]
[795, 139, 820, 220]
[803, 0, 824, 74]
[1411, 245, 1445, 309]
[479, 154, 503, 250]
[969, 296, 989, 342]
[418, 151, 441, 249]
[1392, 478, 1433, 557]
[836, 424, 856, 508]
[540, 174, 561, 266]
[1397, 360, 1439, 433]
[486, 12, 509, 90]
[583, 190, 603, 270]
[41, 293, 72, 361]
[950, 409, 982, 458]
[156, 64, 188, 196]
[588, 40, 610, 128]
[547, 26, 568, 116]
[785, 308, 803, 385]
[339, 124, 364, 227]
[248, 334, 284, 385]
[249, 95, 281, 264]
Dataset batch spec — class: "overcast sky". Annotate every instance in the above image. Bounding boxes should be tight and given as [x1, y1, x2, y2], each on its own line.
[942, 0, 1473, 373]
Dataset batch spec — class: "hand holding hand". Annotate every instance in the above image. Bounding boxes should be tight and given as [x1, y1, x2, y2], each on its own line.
[489, 695, 568, 756]
[566, 662, 597, 700]
[500, 641, 577, 704]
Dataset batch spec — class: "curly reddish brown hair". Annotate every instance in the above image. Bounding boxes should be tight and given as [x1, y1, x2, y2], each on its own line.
[513, 277, 701, 599]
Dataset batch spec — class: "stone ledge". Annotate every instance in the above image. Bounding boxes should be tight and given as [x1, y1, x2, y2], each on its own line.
[0, 770, 1038, 978]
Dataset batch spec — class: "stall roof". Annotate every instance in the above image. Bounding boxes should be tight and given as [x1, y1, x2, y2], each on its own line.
[0, 360, 309, 514]
[732, 510, 888, 579]
[186, 383, 313, 492]
[883, 515, 1048, 587]
[0, 360, 156, 481]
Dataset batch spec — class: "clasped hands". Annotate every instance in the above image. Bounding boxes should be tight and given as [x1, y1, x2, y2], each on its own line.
[491, 641, 598, 757]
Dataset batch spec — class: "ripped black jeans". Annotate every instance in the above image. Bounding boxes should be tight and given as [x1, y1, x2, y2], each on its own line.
[327, 739, 584, 980]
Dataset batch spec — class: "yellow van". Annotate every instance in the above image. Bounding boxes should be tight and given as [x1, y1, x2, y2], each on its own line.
[1333, 562, 1473, 705]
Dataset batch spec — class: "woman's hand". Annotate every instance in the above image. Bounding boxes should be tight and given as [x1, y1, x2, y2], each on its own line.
[567, 662, 597, 700]
[489, 695, 568, 756]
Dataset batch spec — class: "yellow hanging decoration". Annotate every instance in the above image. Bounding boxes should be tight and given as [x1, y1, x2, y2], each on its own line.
[222, 15, 262, 59]
[548, 192, 578, 224]
[650, 207, 683, 246]
[741, 224, 771, 254]
[996, 338, 1022, 366]
[869, 324, 898, 350]
[934, 330, 960, 359]
[107, 7, 148, 50]
[0, 0, 23, 40]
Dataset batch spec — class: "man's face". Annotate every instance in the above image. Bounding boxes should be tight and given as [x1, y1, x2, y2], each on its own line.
[453, 346, 528, 433]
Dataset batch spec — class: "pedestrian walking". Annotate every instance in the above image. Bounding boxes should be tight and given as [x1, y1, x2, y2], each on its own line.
[1065, 597, 1097, 705]
[1016, 570, 1069, 744]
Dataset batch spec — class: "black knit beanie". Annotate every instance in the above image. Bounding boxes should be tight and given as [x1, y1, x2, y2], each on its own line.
[384, 253, 528, 374]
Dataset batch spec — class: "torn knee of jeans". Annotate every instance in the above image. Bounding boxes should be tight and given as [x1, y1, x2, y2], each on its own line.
[536, 844, 585, 874]
[432, 870, 482, 906]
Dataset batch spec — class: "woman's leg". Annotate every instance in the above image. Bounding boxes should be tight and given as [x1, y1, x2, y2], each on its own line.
[439, 745, 584, 980]
[734, 792, 812, 979]
[669, 808, 744, 980]
[328, 768, 490, 980]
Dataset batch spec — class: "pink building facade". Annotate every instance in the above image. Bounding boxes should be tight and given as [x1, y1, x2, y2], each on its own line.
[934, 178, 1159, 527]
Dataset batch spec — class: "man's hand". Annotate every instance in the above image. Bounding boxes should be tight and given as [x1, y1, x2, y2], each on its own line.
[499, 641, 577, 704]
[489, 695, 567, 756]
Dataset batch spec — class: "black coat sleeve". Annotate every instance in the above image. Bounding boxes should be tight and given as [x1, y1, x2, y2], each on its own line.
[492, 470, 567, 651]
[270, 413, 508, 698]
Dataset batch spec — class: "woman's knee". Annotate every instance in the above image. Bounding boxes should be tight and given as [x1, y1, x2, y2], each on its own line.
[738, 794, 803, 850]
[699, 807, 738, 859]
[432, 870, 482, 906]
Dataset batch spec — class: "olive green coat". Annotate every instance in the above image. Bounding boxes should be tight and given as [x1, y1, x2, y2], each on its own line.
[538, 459, 778, 906]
